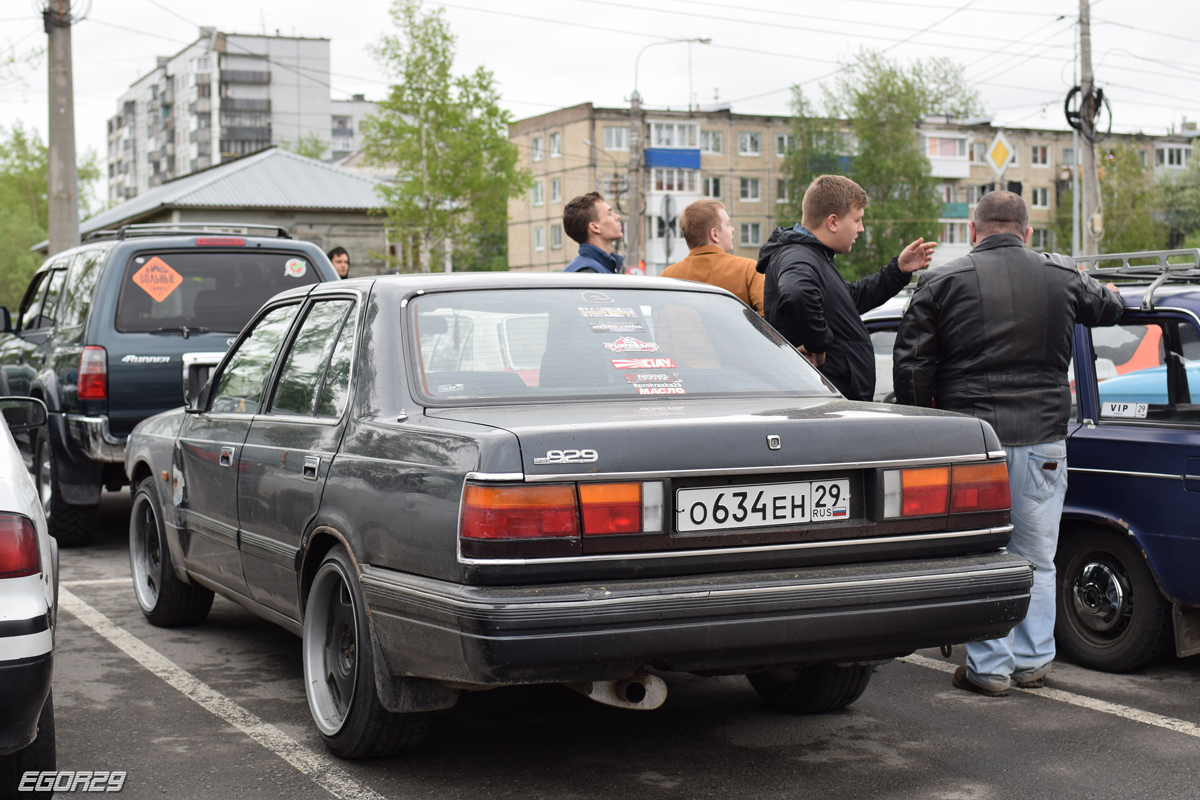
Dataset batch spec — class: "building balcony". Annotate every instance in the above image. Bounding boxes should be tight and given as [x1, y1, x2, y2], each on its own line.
[332, 127, 354, 137]
[221, 97, 270, 111]
[928, 156, 971, 179]
[221, 126, 270, 141]
[219, 70, 270, 84]
[941, 202, 969, 219]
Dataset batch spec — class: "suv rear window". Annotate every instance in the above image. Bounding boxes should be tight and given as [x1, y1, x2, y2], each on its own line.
[410, 288, 834, 403]
[115, 250, 320, 333]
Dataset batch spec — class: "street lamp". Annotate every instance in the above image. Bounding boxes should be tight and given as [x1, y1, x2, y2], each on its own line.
[633, 37, 712, 100]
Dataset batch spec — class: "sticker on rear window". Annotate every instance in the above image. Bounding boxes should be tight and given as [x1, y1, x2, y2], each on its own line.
[581, 291, 613, 303]
[1102, 401, 1148, 419]
[578, 307, 637, 318]
[437, 383, 465, 393]
[625, 372, 685, 395]
[132, 257, 183, 302]
[612, 358, 676, 369]
[587, 321, 645, 333]
[603, 337, 659, 352]
[285, 258, 307, 278]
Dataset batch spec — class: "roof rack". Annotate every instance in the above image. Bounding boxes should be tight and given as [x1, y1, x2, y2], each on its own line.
[1077, 248, 1200, 312]
[83, 222, 292, 242]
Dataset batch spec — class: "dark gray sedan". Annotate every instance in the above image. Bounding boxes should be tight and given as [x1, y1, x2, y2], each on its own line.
[124, 274, 1032, 758]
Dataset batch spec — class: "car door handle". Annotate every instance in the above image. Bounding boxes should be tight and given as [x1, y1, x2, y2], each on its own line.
[219, 446, 236, 468]
[303, 455, 320, 480]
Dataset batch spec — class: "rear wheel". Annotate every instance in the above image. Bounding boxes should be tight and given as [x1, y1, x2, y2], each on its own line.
[746, 664, 874, 713]
[1055, 529, 1172, 672]
[302, 545, 428, 758]
[129, 477, 213, 627]
[35, 431, 98, 547]
[0, 690, 55, 788]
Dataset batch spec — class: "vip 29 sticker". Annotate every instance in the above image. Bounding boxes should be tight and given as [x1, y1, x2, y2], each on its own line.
[1102, 401, 1148, 419]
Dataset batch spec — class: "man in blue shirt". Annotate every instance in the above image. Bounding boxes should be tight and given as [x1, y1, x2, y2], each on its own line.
[563, 192, 625, 273]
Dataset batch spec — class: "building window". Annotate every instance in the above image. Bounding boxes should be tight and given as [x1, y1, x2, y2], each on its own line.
[652, 168, 697, 193]
[1062, 147, 1076, 166]
[969, 141, 988, 163]
[548, 132, 561, 157]
[700, 130, 723, 154]
[650, 122, 698, 148]
[775, 134, 796, 157]
[738, 132, 762, 156]
[603, 126, 629, 151]
[925, 136, 967, 158]
[740, 177, 761, 202]
[776, 179, 790, 204]
[533, 226, 545, 251]
[1031, 187, 1049, 208]
[740, 222, 761, 247]
[964, 184, 982, 205]
[1140, 150, 1149, 168]
[550, 224, 563, 249]
[1030, 229, 1052, 250]
[703, 176, 722, 198]
[938, 184, 955, 203]
[1156, 146, 1192, 168]
[531, 137, 543, 162]
[1031, 145, 1049, 166]
[550, 177, 561, 203]
[531, 181, 544, 207]
[940, 222, 968, 244]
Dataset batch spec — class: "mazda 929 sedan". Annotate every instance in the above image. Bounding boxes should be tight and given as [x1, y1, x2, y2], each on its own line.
[124, 274, 1032, 758]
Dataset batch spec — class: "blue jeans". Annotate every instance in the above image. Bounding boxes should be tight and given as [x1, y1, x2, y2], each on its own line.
[965, 440, 1068, 691]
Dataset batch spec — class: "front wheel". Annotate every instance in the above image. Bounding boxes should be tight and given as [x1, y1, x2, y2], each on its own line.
[1055, 529, 1172, 672]
[35, 431, 98, 547]
[302, 546, 428, 758]
[129, 477, 213, 627]
[746, 664, 874, 713]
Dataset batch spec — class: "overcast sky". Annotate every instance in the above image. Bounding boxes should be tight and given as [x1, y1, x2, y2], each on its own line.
[2, 0, 1199, 176]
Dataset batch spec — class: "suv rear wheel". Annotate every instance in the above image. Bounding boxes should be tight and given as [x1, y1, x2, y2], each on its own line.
[746, 664, 874, 713]
[35, 431, 98, 547]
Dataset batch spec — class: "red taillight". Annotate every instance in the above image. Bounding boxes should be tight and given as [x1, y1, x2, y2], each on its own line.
[195, 237, 245, 246]
[579, 483, 642, 534]
[78, 346, 107, 400]
[901, 467, 950, 517]
[460, 485, 579, 540]
[0, 514, 40, 578]
[951, 463, 1011, 513]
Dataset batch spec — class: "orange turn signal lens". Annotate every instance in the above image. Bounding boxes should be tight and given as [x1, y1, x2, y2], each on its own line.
[461, 484, 579, 539]
[579, 482, 642, 535]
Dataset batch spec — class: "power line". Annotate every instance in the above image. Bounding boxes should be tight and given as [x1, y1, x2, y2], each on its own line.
[1093, 16, 1200, 48]
[883, 0, 980, 53]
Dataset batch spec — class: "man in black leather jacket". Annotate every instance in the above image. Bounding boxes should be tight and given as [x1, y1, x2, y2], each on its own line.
[757, 175, 936, 401]
[894, 190, 1122, 697]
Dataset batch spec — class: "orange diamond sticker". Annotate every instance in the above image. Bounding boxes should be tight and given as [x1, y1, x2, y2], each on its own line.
[132, 257, 183, 302]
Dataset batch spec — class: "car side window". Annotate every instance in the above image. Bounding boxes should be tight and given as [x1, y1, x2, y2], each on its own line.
[315, 302, 359, 418]
[209, 304, 301, 415]
[270, 299, 353, 417]
[22, 269, 68, 332]
[17, 271, 52, 332]
[58, 249, 106, 329]
[1094, 319, 1200, 424]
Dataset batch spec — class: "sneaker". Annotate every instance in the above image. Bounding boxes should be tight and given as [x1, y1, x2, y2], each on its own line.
[951, 665, 1009, 697]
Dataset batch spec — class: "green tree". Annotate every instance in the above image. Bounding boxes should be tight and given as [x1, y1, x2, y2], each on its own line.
[779, 89, 848, 227]
[1095, 143, 1166, 253]
[1159, 154, 1200, 247]
[280, 133, 328, 161]
[781, 51, 980, 278]
[362, 0, 530, 272]
[0, 123, 101, 309]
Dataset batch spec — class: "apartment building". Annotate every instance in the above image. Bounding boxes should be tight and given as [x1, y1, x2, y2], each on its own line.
[107, 28, 377, 205]
[510, 104, 1198, 272]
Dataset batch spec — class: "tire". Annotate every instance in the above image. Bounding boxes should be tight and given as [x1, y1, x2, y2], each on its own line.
[0, 690, 55, 791]
[746, 664, 874, 714]
[129, 477, 213, 627]
[1055, 529, 1173, 672]
[35, 430, 98, 547]
[302, 545, 428, 759]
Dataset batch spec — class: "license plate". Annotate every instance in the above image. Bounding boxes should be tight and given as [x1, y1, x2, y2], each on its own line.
[675, 479, 851, 533]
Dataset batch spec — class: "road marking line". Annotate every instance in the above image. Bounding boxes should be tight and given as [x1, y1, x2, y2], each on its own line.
[58, 588, 386, 800]
[901, 653, 1200, 740]
[62, 578, 132, 586]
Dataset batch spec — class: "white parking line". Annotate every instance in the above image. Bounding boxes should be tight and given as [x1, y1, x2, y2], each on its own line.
[61, 578, 133, 586]
[901, 653, 1200, 739]
[58, 588, 387, 800]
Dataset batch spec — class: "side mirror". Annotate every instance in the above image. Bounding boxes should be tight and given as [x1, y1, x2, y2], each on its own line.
[0, 396, 48, 431]
[0, 307, 11, 334]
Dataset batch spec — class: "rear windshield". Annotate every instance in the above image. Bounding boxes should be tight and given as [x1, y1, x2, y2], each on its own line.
[410, 288, 835, 403]
[115, 250, 320, 333]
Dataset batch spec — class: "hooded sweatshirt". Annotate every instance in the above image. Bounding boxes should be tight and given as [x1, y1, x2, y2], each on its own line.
[565, 243, 624, 274]
[756, 225, 910, 402]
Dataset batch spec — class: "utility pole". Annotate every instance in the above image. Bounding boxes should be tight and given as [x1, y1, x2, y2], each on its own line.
[1079, 0, 1101, 254]
[45, 0, 80, 256]
[627, 90, 643, 274]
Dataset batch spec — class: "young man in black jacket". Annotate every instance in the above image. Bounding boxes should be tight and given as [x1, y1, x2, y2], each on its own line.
[756, 175, 936, 401]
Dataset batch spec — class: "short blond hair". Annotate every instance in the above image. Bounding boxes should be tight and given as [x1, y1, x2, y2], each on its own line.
[801, 175, 869, 229]
[680, 199, 725, 249]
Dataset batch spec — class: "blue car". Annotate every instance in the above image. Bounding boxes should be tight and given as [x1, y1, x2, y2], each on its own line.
[865, 249, 1200, 672]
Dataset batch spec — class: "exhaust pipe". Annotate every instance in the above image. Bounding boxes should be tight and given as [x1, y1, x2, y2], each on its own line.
[565, 669, 667, 710]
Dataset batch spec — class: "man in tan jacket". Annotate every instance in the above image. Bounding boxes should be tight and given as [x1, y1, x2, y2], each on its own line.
[661, 199, 764, 314]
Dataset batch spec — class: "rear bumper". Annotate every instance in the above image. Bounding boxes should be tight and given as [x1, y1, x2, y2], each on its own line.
[362, 550, 1034, 685]
[65, 414, 126, 463]
[0, 652, 53, 755]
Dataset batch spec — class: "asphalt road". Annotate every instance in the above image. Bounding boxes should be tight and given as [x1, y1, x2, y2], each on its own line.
[39, 490, 1200, 799]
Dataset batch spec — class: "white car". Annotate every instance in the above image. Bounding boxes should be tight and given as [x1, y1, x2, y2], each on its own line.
[0, 397, 56, 788]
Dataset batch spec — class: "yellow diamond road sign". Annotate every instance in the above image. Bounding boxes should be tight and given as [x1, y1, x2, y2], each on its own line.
[987, 132, 1014, 177]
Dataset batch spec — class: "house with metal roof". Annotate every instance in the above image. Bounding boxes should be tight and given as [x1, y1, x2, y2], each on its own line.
[41, 148, 393, 276]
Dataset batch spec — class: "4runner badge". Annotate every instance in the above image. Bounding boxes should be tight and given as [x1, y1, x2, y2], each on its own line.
[533, 449, 598, 465]
[121, 355, 171, 364]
